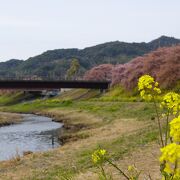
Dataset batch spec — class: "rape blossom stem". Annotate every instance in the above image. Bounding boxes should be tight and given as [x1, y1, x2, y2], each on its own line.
[165, 110, 169, 146]
[172, 160, 178, 179]
[106, 159, 129, 179]
[152, 95, 164, 147]
[100, 165, 107, 180]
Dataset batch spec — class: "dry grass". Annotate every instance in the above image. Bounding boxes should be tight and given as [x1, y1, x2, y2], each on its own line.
[76, 143, 160, 180]
[0, 112, 22, 126]
[0, 106, 159, 180]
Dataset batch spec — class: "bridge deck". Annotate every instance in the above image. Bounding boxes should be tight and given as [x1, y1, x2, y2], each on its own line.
[0, 80, 110, 90]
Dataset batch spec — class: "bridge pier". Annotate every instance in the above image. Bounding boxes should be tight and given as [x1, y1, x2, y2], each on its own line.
[100, 89, 108, 93]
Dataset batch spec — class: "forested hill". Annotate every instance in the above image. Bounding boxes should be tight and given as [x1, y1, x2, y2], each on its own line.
[0, 36, 180, 79]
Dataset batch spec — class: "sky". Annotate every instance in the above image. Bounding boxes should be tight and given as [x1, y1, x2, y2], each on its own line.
[0, 0, 180, 61]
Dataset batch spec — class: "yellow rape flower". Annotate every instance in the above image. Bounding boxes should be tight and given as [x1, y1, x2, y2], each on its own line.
[138, 75, 155, 91]
[128, 165, 133, 171]
[138, 75, 161, 101]
[170, 116, 180, 143]
[155, 82, 159, 87]
[92, 149, 107, 164]
[154, 87, 161, 94]
[160, 92, 180, 115]
[173, 172, 180, 180]
[160, 143, 180, 175]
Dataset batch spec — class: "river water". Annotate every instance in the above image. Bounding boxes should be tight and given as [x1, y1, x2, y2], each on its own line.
[0, 114, 63, 161]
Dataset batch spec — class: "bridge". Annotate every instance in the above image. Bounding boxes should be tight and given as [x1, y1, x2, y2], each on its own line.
[0, 80, 110, 90]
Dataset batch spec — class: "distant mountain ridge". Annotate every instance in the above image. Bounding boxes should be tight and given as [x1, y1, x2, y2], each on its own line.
[0, 36, 180, 79]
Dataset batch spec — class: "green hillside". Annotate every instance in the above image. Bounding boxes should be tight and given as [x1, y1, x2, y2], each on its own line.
[0, 36, 179, 79]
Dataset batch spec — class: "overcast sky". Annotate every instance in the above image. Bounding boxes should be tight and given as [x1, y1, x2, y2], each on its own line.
[0, 0, 180, 61]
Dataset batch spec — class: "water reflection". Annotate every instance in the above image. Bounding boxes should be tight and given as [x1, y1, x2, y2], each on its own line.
[0, 114, 63, 161]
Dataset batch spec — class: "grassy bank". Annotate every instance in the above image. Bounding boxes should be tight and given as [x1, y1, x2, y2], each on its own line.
[0, 89, 161, 179]
[0, 112, 23, 126]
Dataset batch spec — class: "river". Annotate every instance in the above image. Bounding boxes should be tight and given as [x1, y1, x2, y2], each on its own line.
[0, 114, 63, 161]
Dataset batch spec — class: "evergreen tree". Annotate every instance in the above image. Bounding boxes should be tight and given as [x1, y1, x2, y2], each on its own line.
[66, 59, 80, 80]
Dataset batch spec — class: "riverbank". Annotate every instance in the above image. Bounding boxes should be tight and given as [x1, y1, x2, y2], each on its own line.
[0, 112, 23, 127]
[0, 90, 161, 179]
